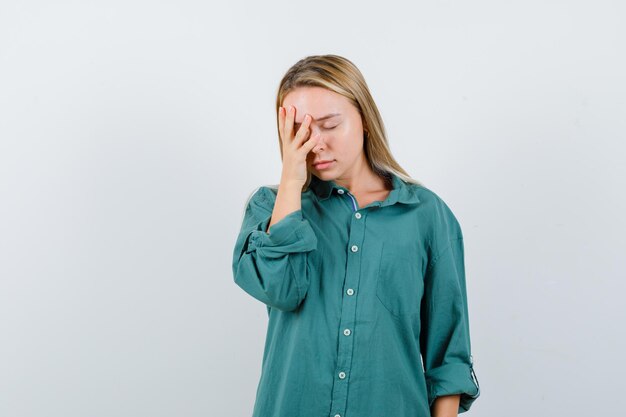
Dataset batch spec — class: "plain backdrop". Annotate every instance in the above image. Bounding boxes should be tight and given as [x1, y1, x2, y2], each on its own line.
[1, 1, 624, 416]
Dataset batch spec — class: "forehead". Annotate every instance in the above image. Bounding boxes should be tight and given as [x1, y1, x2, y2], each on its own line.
[282, 86, 351, 121]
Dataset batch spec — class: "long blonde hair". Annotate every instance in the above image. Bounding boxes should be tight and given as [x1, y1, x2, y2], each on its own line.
[275, 54, 424, 192]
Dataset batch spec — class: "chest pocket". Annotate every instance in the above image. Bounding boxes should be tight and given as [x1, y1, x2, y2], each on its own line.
[375, 242, 423, 319]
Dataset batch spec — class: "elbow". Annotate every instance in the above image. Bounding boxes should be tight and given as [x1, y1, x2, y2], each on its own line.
[266, 290, 307, 312]
[232, 254, 310, 312]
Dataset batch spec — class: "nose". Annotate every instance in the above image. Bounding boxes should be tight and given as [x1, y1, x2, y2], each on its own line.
[310, 132, 325, 153]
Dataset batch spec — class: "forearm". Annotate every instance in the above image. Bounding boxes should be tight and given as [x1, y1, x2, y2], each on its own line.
[266, 179, 303, 233]
[431, 394, 461, 417]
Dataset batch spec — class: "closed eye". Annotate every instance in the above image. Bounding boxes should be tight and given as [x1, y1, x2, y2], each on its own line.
[294, 123, 339, 131]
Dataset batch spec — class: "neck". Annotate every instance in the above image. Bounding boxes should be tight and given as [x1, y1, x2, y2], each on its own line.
[334, 157, 390, 194]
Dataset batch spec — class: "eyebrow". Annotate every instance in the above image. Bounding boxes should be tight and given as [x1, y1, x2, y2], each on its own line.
[294, 113, 341, 127]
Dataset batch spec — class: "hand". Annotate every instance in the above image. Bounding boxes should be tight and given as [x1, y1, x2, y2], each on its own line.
[278, 105, 319, 186]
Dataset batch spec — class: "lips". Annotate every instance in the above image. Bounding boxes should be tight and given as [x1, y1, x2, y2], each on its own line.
[313, 160, 334, 167]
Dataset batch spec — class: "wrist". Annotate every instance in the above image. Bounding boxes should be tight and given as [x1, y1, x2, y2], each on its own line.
[279, 178, 304, 191]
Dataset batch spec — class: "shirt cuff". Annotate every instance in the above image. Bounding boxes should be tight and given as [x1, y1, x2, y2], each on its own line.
[425, 362, 480, 412]
[245, 209, 317, 256]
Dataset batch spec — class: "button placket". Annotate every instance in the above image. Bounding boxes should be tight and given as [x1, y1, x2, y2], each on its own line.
[336, 187, 359, 212]
[329, 200, 367, 417]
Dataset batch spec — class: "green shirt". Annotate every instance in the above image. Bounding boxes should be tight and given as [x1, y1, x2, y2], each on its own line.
[232, 171, 480, 417]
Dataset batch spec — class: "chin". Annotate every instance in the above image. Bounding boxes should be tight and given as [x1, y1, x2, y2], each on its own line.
[318, 173, 341, 183]
[314, 169, 335, 177]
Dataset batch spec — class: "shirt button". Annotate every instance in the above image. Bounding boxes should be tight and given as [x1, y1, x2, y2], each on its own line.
[351, 245, 358, 252]
[337, 189, 344, 194]
[338, 371, 346, 379]
[343, 328, 351, 336]
[334, 415, 341, 417]
[346, 288, 354, 295]
[355, 212, 361, 219]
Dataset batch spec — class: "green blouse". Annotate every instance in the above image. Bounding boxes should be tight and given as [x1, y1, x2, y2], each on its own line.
[232, 171, 481, 417]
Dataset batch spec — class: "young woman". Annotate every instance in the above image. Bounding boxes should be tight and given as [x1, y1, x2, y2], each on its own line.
[232, 54, 481, 417]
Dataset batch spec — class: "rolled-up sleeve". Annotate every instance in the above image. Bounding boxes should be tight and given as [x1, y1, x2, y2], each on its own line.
[420, 234, 481, 413]
[231, 186, 318, 312]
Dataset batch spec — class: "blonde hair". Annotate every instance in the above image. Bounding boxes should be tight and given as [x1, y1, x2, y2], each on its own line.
[275, 54, 424, 192]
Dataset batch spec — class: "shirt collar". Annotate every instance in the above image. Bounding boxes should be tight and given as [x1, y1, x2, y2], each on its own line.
[308, 171, 421, 207]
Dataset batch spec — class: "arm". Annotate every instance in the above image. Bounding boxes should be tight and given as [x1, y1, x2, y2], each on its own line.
[266, 179, 306, 231]
[231, 185, 317, 312]
[420, 228, 480, 414]
[431, 394, 461, 417]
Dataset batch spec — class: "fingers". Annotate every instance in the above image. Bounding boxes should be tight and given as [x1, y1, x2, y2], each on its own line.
[278, 105, 297, 145]
[278, 106, 285, 142]
[279, 105, 318, 152]
[284, 105, 295, 144]
[302, 131, 320, 153]
[293, 114, 313, 146]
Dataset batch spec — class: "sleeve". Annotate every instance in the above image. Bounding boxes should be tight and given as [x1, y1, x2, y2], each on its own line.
[231, 186, 318, 312]
[419, 213, 481, 413]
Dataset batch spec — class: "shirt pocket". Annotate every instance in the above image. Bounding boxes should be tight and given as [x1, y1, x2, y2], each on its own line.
[375, 242, 423, 319]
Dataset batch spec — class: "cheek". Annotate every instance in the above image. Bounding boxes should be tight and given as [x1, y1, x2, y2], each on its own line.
[335, 127, 363, 153]
[313, 125, 363, 156]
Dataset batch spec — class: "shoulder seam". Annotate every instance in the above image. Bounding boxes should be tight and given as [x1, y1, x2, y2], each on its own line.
[426, 236, 463, 272]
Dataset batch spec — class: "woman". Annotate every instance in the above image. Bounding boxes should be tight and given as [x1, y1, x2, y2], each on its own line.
[232, 54, 481, 417]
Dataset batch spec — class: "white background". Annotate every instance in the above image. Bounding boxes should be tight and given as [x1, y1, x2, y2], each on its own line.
[1, 1, 624, 416]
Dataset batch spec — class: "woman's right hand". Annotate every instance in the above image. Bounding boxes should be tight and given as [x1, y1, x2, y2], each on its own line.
[278, 105, 319, 186]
